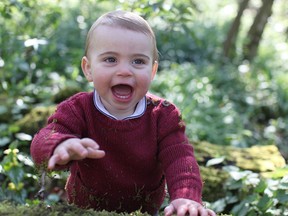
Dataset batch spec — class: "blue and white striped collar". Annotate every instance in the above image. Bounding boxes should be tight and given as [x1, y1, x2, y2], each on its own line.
[93, 89, 146, 120]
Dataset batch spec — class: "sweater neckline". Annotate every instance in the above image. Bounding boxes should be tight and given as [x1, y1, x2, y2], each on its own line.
[93, 89, 147, 120]
[94, 107, 148, 131]
[83, 92, 163, 131]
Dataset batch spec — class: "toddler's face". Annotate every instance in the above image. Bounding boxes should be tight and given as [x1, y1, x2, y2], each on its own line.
[82, 25, 158, 119]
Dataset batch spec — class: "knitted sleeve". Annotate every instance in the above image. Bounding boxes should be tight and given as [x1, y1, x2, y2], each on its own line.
[157, 103, 203, 204]
[30, 93, 88, 168]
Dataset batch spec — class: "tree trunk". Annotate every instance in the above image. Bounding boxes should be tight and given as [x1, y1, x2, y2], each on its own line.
[223, 0, 250, 60]
[243, 0, 275, 61]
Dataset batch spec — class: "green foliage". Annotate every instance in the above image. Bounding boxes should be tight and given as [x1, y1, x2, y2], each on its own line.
[1, 0, 61, 97]
[210, 166, 288, 215]
[151, 54, 288, 153]
[0, 146, 36, 204]
[150, 62, 257, 147]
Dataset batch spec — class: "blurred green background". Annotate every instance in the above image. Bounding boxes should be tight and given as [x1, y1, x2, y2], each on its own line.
[0, 0, 287, 215]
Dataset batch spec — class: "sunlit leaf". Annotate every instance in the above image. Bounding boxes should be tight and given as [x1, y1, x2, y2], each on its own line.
[230, 170, 251, 181]
[206, 156, 225, 167]
[254, 179, 267, 193]
[17, 154, 34, 167]
[15, 133, 32, 141]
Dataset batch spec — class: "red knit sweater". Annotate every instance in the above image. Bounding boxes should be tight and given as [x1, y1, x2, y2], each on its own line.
[30, 92, 202, 214]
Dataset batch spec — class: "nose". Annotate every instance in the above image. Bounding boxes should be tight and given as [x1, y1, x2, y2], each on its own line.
[116, 62, 133, 77]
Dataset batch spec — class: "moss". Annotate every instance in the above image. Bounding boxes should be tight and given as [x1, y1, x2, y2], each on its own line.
[15, 86, 82, 135]
[0, 201, 232, 216]
[0, 202, 149, 216]
[261, 166, 288, 179]
[200, 167, 229, 202]
[194, 142, 286, 172]
[194, 141, 286, 202]
[53, 86, 82, 104]
[15, 106, 56, 135]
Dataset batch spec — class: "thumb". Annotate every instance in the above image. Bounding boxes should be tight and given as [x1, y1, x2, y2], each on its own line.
[164, 204, 175, 216]
[48, 154, 60, 170]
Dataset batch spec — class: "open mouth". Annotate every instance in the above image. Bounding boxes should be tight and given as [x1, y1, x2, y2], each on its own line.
[112, 84, 133, 100]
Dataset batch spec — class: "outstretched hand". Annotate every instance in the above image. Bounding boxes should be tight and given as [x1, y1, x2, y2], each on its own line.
[164, 198, 216, 216]
[48, 138, 105, 170]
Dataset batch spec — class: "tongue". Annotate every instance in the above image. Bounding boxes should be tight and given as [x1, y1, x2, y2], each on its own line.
[112, 84, 132, 96]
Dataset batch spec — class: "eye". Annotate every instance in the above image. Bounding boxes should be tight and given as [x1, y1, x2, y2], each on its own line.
[104, 57, 117, 63]
[132, 58, 146, 65]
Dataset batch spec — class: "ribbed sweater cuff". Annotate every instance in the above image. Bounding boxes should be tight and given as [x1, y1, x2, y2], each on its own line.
[31, 133, 77, 166]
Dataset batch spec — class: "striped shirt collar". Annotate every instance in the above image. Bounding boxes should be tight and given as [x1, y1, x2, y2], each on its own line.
[93, 89, 146, 120]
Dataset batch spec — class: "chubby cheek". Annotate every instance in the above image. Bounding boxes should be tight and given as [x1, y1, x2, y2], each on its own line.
[92, 69, 109, 82]
[91, 75, 109, 91]
[137, 74, 153, 91]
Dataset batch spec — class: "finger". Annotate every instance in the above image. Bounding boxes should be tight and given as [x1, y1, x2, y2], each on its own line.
[164, 204, 175, 216]
[196, 206, 208, 216]
[177, 205, 189, 216]
[80, 138, 100, 149]
[207, 209, 216, 216]
[86, 147, 105, 159]
[48, 154, 60, 170]
[48, 148, 71, 168]
[80, 138, 105, 158]
[67, 143, 89, 159]
[57, 147, 71, 161]
[187, 205, 198, 216]
[59, 138, 88, 159]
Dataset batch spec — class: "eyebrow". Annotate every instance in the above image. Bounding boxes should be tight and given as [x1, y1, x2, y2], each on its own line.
[98, 51, 151, 60]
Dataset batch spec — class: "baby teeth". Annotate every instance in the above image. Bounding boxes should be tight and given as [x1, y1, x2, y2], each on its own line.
[117, 95, 129, 99]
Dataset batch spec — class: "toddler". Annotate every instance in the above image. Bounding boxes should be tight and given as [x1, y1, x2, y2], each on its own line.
[31, 10, 216, 216]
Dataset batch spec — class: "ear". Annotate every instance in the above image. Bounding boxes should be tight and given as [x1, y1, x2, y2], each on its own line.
[151, 61, 158, 81]
[81, 56, 93, 82]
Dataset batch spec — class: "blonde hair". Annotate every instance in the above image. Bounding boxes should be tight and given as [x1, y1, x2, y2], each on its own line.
[84, 10, 159, 62]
